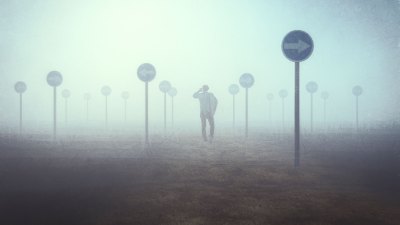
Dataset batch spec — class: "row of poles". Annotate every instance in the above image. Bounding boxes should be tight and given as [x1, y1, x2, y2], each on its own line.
[14, 64, 178, 145]
[228, 80, 364, 135]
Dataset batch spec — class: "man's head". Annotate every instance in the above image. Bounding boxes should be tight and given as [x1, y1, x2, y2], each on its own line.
[202, 85, 209, 92]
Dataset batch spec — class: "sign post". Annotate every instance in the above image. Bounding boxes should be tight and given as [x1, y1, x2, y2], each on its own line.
[267, 93, 274, 124]
[279, 89, 288, 130]
[228, 84, 240, 128]
[321, 91, 329, 128]
[306, 81, 318, 132]
[84, 93, 91, 122]
[47, 71, 63, 141]
[101, 86, 112, 128]
[62, 89, 71, 124]
[159, 80, 172, 135]
[282, 30, 314, 167]
[121, 91, 130, 123]
[137, 63, 156, 145]
[352, 85, 363, 131]
[14, 81, 27, 135]
[168, 87, 177, 128]
[239, 73, 255, 138]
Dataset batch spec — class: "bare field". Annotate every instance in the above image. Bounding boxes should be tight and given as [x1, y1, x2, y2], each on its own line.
[0, 130, 399, 225]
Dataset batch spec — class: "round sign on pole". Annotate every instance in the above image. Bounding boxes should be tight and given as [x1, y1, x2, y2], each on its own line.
[47, 71, 63, 87]
[15, 81, 27, 93]
[282, 30, 314, 62]
[279, 89, 288, 98]
[84, 93, 91, 100]
[101, 86, 112, 96]
[306, 81, 318, 93]
[321, 91, 329, 100]
[239, 73, 255, 88]
[168, 87, 177, 97]
[159, 80, 171, 93]
[137, 63, 156, 82]
[62, 89, 71, 98]
[121, 91, 130, 100]
[267, 93, 274, 101]
[229, 84, 240, 95]
[352, 85, 363, 96]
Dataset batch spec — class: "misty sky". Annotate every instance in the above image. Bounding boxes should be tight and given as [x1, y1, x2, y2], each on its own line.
[0, 0, 399, 132]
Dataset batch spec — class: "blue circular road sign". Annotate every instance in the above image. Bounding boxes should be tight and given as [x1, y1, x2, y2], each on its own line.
[282, 30, 313, 62]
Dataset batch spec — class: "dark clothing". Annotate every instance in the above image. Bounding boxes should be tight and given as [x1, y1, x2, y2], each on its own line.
[200, 112, 214, 141]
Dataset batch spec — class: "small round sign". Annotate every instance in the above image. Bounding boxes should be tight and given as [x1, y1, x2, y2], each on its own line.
[62, 89, 71, 98]
[137, 63, 156, 82]
[239, 73, 254, 88]
[321, 91, 329, 100]
[101, 86, 112, 96]
[168, 87, 177, 97]
[159, 80, 172, 93]
[47, 71, 63, 87]
[14, 81, 27, 93]
[84, 93, 91, 100]
[267, 93, 274, 101]
[282, 30, 314, 62]
[279, 89, 288, 98]
[352, 85, 363, 96]
[121, 91, 130, 100]
[306, 81, 318, 93]
[228, 84, 239, 95]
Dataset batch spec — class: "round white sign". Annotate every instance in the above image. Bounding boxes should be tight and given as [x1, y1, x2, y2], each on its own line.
[121, 91, 130, 100]
[168, 87, 177, 97]
[137, 63, 156, 82]
[15, 81, 27, 93]
[47, 71, 63, 87]
[239, 73, 255, 88]
[279, 89, 288, 98]
[352, 85, 363, 96]
[159, 80, 172, 93]
[267, 93, 274, 101]
[62, 89, 71, 98]
[101, 86, 112, 96]
[321, 91, 329, 100]
[306, 81, 318, 93]
[228, 84, 240, 95]
[84, 93, 91, 101]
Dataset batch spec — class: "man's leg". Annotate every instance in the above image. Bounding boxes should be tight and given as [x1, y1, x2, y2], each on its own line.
[209, 115, 215, 138]
[201, 113, 207, 141]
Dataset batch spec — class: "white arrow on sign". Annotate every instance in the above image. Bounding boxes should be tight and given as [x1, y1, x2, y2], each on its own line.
[283, 39, 311, 53]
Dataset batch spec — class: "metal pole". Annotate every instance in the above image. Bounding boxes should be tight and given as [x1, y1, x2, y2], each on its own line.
[294, 62, 300, 167]
[245, 88, 248, 138]
[124, 99, 127, 123]
[145, 82, 149, 145]
[356, 96, 359, 131]
[282, 97, 285, 130]
[86, 99, 89, 122]
[324, 99, 326, 128]
[53, 87, 57, 141]
[233, 95, 235, 128]
[164, 92, 167, 134]
[65, 98, 68, 124]
[19, 93, 22, 135]
[105, 96, 108, 128]
[171, 96, 174, 128]
[269, 100, 272, 123]
[310, 93, 313, 133]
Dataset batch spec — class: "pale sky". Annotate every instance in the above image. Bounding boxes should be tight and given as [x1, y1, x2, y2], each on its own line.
[0, 0, 399, 133]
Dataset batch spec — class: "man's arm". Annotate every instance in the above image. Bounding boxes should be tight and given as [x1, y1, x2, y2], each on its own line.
[193, 89, 202, 98]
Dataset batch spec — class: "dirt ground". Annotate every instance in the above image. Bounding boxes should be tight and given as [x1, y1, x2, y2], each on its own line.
[0, 130, 399, 225]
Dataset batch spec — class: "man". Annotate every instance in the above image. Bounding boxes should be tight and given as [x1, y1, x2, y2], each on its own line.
[193, 85, 218, 142]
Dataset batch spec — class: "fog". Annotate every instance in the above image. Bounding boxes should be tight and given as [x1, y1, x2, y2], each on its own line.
[1, 0, 399, 134]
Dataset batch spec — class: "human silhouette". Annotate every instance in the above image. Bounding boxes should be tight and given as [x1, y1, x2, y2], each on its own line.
[193, 85, 218, 142]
